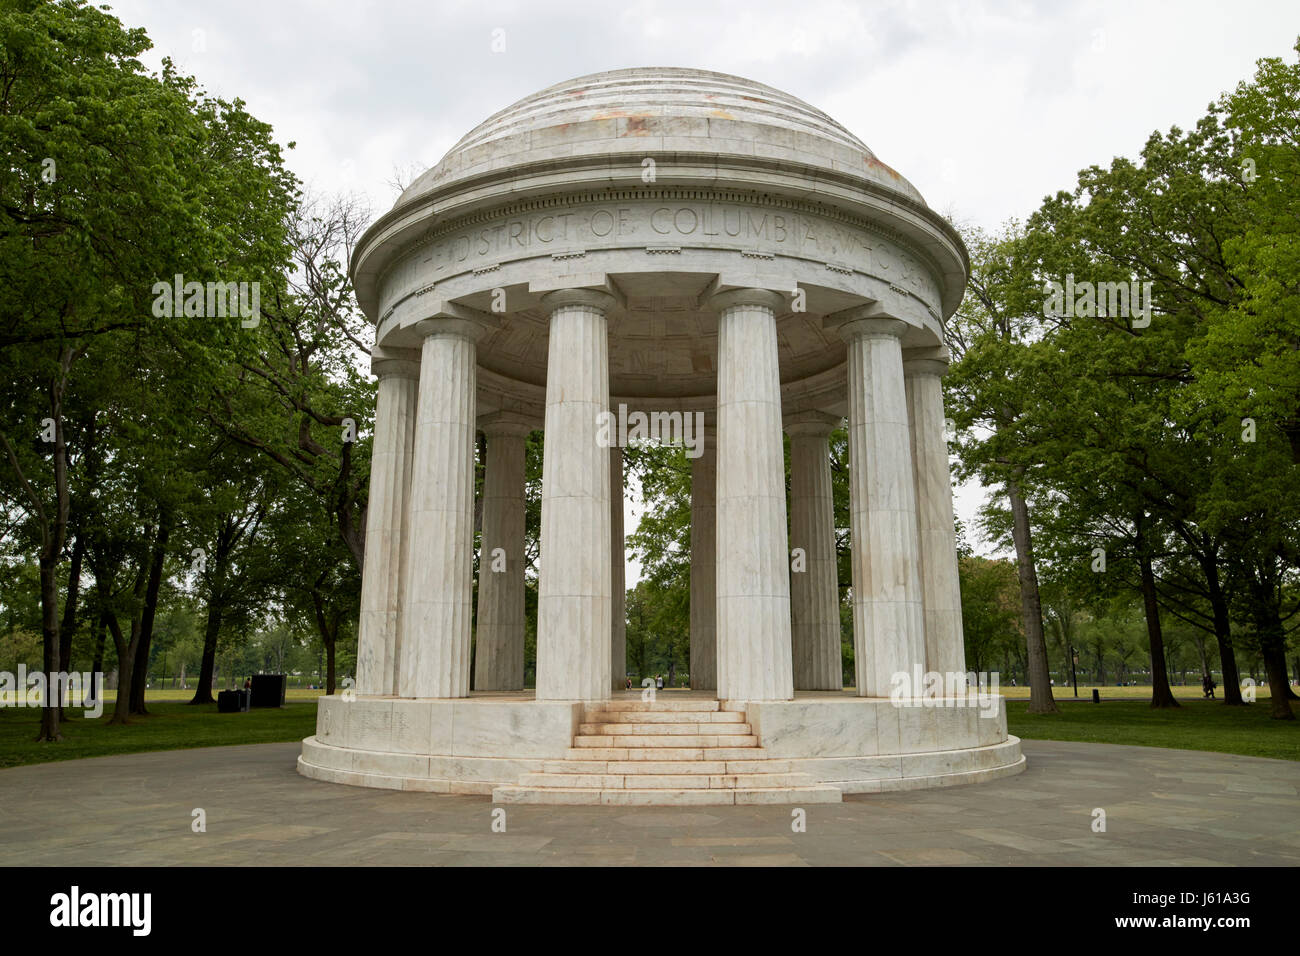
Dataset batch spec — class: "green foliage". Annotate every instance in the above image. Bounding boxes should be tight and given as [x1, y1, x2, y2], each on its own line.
[959, 556, 1021, 675]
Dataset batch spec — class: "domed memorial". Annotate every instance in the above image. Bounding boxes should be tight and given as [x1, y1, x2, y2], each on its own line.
[299, 68, 1024, 804]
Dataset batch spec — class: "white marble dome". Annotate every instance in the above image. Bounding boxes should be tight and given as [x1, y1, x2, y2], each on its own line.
[399, 67, 927, 207]
[353, 67, 966, 335]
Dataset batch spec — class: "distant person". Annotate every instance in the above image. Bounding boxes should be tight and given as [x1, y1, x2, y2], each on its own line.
[625, 676, 632, 689]
[655, 674, 664, 690]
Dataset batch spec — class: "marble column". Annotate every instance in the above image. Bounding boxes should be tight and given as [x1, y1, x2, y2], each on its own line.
[399, 319, 481, 698]
[786, 412, 843, 691]
[841, 312, 926, 698]
[689, 425, 717, 690]
[611, 444, 626, 690]
[535, 289, 613, 702]
[711, 289, 794, 702]
[473, 413, 532, 691]
[355, 351, 419, 697]
[904, 347, 967, 676]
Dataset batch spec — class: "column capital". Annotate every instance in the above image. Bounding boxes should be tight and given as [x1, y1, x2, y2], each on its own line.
[413, 301, 503, 342]
[902, 345, 951, 378]
[478, 410, 537, 439]
[414, 317, 495, 342]
[783, 410, 841, 438]
[706, 287, 787, 315]
[370, 346, 421, 381]
[825, 303, 910, 343]
[540, 288, 618, 314]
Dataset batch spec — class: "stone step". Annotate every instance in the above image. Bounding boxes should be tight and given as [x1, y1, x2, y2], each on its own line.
[492, 785, 842, 806]
[572, 734, 760, 748]
[612, 759, 796, 774]
[543, 759, 730, 774]
[578, 722, 753, 736]
[541, 758, 798, 774]
[564, 746, 768, 761]
[595, 700, 722, 713]
[517, 771, 815, 790]
[582, 710, 746, 724]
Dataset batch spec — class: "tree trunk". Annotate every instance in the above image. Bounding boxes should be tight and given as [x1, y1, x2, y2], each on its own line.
[58, 529, 85, 719]
[325, 634, 337, 696]
[1258, 613, 1296, 716]
[1261, 641, 1294, 719]
[130, 517, 170, 715]
[311, 589, 338, 695]
[1006, 476, 1057, 714]
[38, 559, 63, 740]
[88, 612, 107, 706]
[190, 600, 222, 705]
[36, 351, 75, 741]
[1243, 565, 1293, 718]
[1135, 514, 1178, 708]
[1201, 552, 1243, 705]
[105, 610, 139, 726]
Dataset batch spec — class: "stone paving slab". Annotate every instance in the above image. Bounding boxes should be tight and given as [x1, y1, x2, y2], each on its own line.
[0, 739, 1297, 866]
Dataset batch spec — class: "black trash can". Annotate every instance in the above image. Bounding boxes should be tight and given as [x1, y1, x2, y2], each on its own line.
[250, 674, 287, 708]
[218, 689, 250, 713]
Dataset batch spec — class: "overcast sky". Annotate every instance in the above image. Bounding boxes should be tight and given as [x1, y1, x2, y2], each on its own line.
[108, 0, 1299, 565]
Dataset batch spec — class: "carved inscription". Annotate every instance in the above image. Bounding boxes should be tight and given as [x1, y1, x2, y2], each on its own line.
[390, 200, 940, 308]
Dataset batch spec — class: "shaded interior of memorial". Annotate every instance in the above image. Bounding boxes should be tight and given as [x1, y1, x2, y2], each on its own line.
[468, 433, 848, 694]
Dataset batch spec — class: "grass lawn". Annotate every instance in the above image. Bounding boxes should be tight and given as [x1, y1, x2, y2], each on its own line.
[3, 686, 1297, 772]
[0, 701, 318, 770]
[998, 684, 1229, 700]
[95, 688, 327, 702]
[1006, 695, 1300, 762]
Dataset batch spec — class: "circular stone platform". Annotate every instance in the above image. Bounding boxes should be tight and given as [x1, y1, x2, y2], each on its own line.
[297, 692, 1024, 803]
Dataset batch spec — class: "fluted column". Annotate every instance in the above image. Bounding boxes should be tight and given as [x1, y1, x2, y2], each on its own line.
[611, 444, 626, 690]
[786, 412, 843, 690]
[535, 289, 614, 702]
[712, 288, 794, 702]
[904, 347, 967, 676]
[689, 425, 717, 690]
[398, 319, 481, 698]
[840, 311, 926, 697]
[355, 351, 419, 696]
[473, 413, 532, 691]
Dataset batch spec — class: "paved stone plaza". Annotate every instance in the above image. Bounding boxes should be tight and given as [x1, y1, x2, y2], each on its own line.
[3, 740, 1296, 865]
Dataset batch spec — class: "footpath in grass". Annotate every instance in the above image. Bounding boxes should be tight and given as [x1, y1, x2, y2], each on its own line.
[1006, 696, 1300, 762]
[0, 701, 318, 770]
